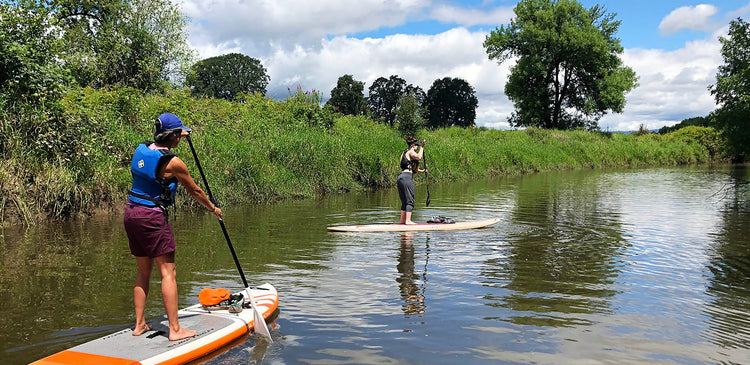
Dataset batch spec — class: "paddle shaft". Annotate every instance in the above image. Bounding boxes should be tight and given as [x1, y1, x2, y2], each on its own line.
[185, 136, 273, 342]
[185, 135, 249, 288]
[423, 150, 431, 207]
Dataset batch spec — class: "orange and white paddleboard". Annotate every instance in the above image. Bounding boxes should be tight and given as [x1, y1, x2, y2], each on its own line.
[31, 283, 278, 365]
[327, 218, 500, 232]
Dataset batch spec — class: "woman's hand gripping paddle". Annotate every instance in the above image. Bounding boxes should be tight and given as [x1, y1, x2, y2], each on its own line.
[186, 135, 272, 342]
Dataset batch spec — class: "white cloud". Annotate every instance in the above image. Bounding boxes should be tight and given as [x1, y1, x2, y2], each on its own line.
[262, 28, 515, 130]
[180, 0, 727, 131]
[183, 0, 430, 56]
[598, 36, 722, 131]
[659, 4, 718, 35]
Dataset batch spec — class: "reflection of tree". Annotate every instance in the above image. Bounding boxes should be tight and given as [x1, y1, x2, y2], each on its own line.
[483, 171, 627, 327]
[397, 233, 427, 315]
[0, 221, 136, 364]
[709, 165, 750, 210]
[704, 165, 750, 348]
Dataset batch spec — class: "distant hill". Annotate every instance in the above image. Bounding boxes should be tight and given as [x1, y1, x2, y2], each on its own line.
[612, 129, 660, 135]
[658, 116, 710, 134]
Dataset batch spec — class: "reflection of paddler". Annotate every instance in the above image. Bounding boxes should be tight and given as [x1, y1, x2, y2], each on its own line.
[397, 232, 425, 315]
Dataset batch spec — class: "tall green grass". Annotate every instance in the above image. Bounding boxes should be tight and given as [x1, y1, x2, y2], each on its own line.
[0, 87, 724, 224]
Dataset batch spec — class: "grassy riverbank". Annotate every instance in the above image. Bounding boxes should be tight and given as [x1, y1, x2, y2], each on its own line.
[0, 87, 724, 224]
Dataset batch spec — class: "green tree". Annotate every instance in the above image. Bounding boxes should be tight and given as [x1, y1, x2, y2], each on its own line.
[368, 75, 407, 126]
[1, 0, 73, 159]
[484, 0, 637, 130]
[424, 77, 478, 129]
[0, 0, 69, 108]
[327, 74, 366, 115]
[395, 92, 425, 137]
[55, 0, 194, 90]
[186, 53, 269, 100]
[405, 84, 426, 107]
[709, 18, 750, 162]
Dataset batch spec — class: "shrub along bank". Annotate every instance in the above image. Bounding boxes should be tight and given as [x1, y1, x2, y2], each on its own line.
[0, 88, 724, 224]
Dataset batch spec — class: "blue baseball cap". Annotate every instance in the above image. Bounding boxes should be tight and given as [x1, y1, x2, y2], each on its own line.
[156, 113, 191, 133]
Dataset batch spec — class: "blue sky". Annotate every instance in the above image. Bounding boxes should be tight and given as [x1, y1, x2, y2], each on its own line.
[181, 0, 750, 131]
[352, 0, 741, 50]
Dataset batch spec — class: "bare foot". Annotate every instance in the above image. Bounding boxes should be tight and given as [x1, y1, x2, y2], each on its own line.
[169, 327, 197, 341]
[405, 221, 417, 225]
[132, 324, 152, 336]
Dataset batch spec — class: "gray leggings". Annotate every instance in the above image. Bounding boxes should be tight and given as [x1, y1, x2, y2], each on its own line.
[397, 172, 415, 212]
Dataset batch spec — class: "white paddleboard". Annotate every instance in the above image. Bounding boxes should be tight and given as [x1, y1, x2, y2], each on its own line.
[31, 283, 279, 365]
[327, 218, 500, 232]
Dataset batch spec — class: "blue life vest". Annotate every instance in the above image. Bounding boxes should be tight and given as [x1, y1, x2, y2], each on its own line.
[128, 141, 178, 208]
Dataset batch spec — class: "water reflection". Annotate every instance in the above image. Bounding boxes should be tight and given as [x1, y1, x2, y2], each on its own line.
[0, 219, 135, 364]
[486, 171, 625, 327]
[7, 166, 750, 364]
[396, 233, 427, 316]
[704, 165, 750, 351]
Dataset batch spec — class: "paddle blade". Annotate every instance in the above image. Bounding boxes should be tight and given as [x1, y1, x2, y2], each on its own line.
[246, 288, 272, 342]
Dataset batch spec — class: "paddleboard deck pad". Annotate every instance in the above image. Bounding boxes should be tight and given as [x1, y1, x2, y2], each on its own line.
[31, 283, 278, 365]
[328, 218, 500, 232]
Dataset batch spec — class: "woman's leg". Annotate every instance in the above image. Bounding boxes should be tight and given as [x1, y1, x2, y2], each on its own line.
[404, 176, 416, 224]
[405, 211, 415, 224]
[155, 252, 196, 341]
[133, 256, 153, 336]
[398, 172, 416, 223]
[398, 174, 408, 223]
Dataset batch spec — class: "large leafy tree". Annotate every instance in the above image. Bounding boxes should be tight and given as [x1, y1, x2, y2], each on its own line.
[55, 0, 194, 90]
[709, 18, 750, 162]
[327, 74, 367, 115]
[368, 75, 407, 126]
[186, 53, 269, 100]
[484, 0, 637, 130]
[1, 0, 71, 159]
[405, 84, 426, 107]
[424, 77, 478, 129]
[0, 0, 69, 108]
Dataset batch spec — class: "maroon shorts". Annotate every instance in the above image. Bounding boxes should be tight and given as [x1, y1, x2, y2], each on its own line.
[123, 203, 176, 258]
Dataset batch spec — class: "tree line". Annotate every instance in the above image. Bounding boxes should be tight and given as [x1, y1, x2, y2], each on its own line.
[189, 59, 480, 137]
[2, 0, 748, 161]
[326, 74, 478, 136]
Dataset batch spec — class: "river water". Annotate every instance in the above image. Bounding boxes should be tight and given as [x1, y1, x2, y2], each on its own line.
[3, 165, 750, 364]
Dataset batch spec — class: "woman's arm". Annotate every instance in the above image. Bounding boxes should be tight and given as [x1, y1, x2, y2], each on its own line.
[415, 141, 427, 173]
[407, 147, 424, 161]
[163, 157, 223, 219]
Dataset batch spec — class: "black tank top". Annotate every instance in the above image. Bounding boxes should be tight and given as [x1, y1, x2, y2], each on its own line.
[400, 148, 419, 171]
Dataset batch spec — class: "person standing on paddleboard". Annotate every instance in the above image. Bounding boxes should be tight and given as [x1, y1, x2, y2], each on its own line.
[398, 136, 427, 224]
[124, 113, 223, 341]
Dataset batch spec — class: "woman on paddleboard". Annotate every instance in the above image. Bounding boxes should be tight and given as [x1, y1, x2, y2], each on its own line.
[398, 136, 427, 224]
[124, 113, 223, 341]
